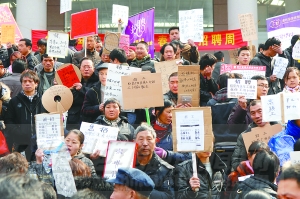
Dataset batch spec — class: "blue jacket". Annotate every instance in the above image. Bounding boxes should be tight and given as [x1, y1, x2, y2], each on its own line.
[268, 120, 300, 166]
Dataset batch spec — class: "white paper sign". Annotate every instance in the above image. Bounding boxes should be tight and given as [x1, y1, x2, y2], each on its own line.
[112, 4, 129, 25]
[283, 92, 300, 122]
[175, 110, 205, 151]
[227, 79, 257, 99]
[104, 64, 141, 106]
[179, 9, 203, 42]
[60, 0, 72, 14]
[273, 57, 289, 79]
[35, 114, 62, 149]
[80, 122, 119, 156]
[220, 64, 266, 80]
[293, 40, 300, 60]
[103, 141, 136, 179]
[47, 31, 69, 58]
[51, 144, 77, 197]
[261, 94, 282, 122]
[290, 151, 300, 164]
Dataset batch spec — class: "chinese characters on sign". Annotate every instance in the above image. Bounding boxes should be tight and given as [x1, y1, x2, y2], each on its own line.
[179, 9, 203, 42]
[80, 122, 119, 156]
[261, 95, 282, 122]
[103, 141, 137, 179]
[238, 13, 258, 41]
[154, 60, 178, 93]
[112, 4, 129, 25]
[292, 40, 300, 60]
[273, 57, 289, 79]
[56, 64, 81, 88]
[1, 24, 15, 43]
[227, 79, 257, 99]
[220, 64, 266, 79]
[47, 31, 69, 58]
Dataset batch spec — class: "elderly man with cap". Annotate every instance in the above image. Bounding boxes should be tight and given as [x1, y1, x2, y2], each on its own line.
[81, 63, 108, 123]
[133, 123, 175, 199]
[107, 167, 155, 199]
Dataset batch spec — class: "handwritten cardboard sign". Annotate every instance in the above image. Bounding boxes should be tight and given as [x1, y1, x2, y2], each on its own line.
[220, 64, 266, 79]
[119, 34, 129, 55]
[1, 24, 15, 43]
[227, 79, 257, 99]
[178, 66, 200, 107]
[51, 144, 77, 197]
[35, 113, 63, 149]
[71, 9, 98, 39]
[179, 9, 203, 42]
[112, 4, 129, 25]
[103, 31, 120, 55]
[238, 13, 257, 41]
[172, 107, 214, 152]
[55, 64, 81, 88]
[60, 0, 72, 14]
[290, 151, 300, 164]
[242, 123, 282, 152]
[292, 40, 300, 60]
[273, 57, 289, 79]
[47, 31, 69, 58]
[80, 122, 119, 156]
[103, 141, 137, 179]
[121, 72, 164, 109]
[104, 64, 141, 106]
[262, 93, 300, 122]
[154, 60, 179, 94]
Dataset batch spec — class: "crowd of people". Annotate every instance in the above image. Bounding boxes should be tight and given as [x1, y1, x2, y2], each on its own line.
[0, 26, 300, 199]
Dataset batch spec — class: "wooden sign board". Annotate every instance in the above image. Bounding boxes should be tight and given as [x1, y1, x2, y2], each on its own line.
[172, 107, 214, 152]
[178, 66, 200, 107]
[154, 60, 179, 94]
[103, 141, 137, 179]
[55, 64, 81, 88]
[242, 123, 282, 152]
[121, 72, 164, 109]
[103, 31, 120, 55]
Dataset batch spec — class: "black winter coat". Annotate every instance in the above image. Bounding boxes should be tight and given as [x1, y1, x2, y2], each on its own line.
[0, 45, 9, 68]
[200, 73, 218, 106]
[174, 152, 227, 199]
[229, 176, 277, 199]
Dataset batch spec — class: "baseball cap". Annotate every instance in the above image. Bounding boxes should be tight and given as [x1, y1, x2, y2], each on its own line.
[107, 167, 155, 197]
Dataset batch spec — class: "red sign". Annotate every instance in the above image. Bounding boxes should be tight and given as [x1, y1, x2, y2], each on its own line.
[56, 64, 80, 88]
[71, 9, 98, 39]
[31, 30, 48, 52]
[154, 29, 247, 52]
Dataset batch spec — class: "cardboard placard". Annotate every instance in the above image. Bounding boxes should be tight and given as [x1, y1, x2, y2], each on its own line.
[179, 9, 203, 42]
[242, 123, 282, 152]
[118, 34, 129, 55]
[104, 64, 141, 106]
[103, 141, 137, 179]
[47, 31, 69, 58]
[220, 64, 266, 79]
[273, 57, 289, 79]
[262, 93, 300, 123]
[60, 0, 72, 14]
[172, 107, 214, 152]
[51, 144, 77, 197]
[121, 72, 164, 109]
[178, 66, 200, 107]
[154, 60, 179, 94]
[292, 40, 300, 60]
[80, 122, 119, 156]
[238, 13, 258, 41]
[103, 31, 120, 55]
[35, 113, 64, 149]
[228, 48, 239, 64]
[1, 24, 15, 43]
[42, 85, 73, 113]
[55, 64, 81, 88]
[112, 4, 129, 25]
[71, 9, 98, 39]
[227, 79, 257, 99]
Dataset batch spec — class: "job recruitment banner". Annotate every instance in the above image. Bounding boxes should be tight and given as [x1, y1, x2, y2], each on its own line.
[124, 8, 155, 58]
[266, 10, 300, 49]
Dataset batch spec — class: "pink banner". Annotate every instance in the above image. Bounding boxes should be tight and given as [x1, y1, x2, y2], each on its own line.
[0, 5, 23, 44]
[220, 64, 266, 79]
[119, 34, 129, 55]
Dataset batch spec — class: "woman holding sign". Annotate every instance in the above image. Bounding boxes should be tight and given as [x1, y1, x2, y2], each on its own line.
[153, 100, 191, 166]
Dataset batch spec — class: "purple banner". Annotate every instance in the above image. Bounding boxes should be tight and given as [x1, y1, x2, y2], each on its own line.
[124, 8, 155, 58]
[267, 10, 300, 32]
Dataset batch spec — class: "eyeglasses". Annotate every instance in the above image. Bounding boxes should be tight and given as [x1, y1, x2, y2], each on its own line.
[257, 84, 269, 88]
